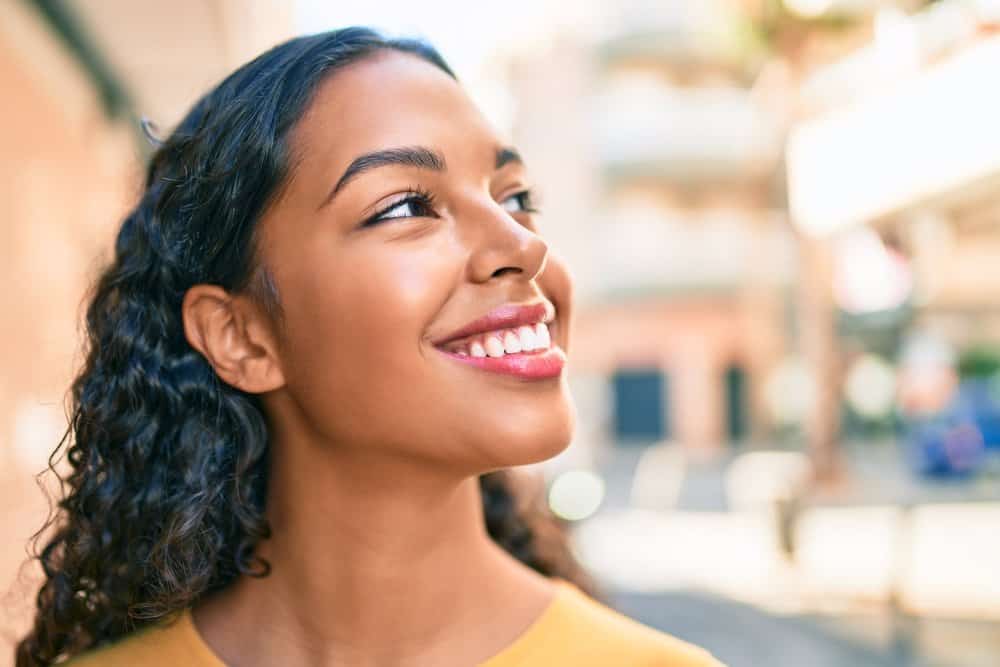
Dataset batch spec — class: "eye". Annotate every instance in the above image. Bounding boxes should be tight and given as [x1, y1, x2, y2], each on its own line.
[500, 189, 539, 215]
[363, 190, 438, 227]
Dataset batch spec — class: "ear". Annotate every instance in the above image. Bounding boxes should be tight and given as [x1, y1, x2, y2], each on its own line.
[182, 284, 285, 393]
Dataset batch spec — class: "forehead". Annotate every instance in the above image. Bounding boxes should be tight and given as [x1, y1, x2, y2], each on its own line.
[291, 50, 500, 172]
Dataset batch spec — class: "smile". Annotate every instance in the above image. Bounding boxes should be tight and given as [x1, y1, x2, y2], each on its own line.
[433, 303, 566, 379]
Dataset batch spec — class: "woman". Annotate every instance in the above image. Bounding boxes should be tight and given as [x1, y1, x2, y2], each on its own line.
[17, 28, 723, 666]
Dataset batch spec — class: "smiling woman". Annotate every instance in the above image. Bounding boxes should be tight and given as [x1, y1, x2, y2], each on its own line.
[16, 27, 722, 667]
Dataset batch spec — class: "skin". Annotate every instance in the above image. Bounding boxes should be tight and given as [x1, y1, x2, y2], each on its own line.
[181, 50, 576, 667]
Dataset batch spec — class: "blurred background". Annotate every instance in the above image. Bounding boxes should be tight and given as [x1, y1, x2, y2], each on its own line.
[2, 0, 1000, 665]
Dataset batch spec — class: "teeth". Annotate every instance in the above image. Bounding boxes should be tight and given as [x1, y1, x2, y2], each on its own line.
[484, 336, 505, 358]
[449, 322, 554, 357]
[534, 322, 551, 349]
[502, 330, 522, 354]
[517, 325, 537, 351]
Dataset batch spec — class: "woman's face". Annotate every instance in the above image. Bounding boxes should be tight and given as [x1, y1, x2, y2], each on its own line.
[256, 51, 575, 473]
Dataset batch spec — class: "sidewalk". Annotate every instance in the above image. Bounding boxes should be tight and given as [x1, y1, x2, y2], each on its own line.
[574, 442, 1000, 667]
[610, 589, 905, 667]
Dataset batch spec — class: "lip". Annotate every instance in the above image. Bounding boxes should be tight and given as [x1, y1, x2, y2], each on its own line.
[432, 301, 555, 347]
[437, 345, 566, 379]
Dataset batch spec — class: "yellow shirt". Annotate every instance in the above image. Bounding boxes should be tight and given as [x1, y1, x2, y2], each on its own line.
[67, 580, 724, 666]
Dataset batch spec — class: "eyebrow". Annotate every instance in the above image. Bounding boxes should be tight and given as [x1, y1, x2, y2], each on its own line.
[323, 146, 446, 206]
[496, 147, 523, 169]
[320, 145, 526, 208]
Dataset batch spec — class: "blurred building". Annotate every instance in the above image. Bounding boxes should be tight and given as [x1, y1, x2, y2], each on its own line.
[509, 1, 795, 454]
[789, 1, 1000, 338]
[1, 3, 136, 595]
[784, 1, 1000, 476]
[0, 0, 293, 469]
[0, 0, 292, 645]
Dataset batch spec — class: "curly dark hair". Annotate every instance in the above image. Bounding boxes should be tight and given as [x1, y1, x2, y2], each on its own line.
[15, 27, 593, 666]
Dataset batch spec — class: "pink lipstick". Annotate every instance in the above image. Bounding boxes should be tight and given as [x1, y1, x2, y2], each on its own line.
[438, 345, 566, 379]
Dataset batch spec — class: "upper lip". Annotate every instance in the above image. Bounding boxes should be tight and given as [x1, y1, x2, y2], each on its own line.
[433, 301, 555, 347]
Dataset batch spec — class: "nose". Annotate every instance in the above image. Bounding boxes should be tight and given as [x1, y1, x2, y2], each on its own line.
[466, 201, 549, 284]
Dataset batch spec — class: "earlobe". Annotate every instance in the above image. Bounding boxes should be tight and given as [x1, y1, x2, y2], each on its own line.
[182, 285, 286, 393]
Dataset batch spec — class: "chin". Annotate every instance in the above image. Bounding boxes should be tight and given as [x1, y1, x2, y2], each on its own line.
[477, 388, 577, 468]
[517, 433, 573, 467]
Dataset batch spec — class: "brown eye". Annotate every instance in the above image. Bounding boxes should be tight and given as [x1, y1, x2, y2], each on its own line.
[363, 191, 438, 227]
[500, 190, 538, 215]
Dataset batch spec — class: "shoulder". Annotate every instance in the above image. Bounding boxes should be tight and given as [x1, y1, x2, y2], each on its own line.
[544, 581, 725, 667]
[63, 611, 220, 667]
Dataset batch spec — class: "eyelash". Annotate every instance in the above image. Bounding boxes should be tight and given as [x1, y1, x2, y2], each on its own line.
[362, 186, 439, 227]
[503, 189, 540, 215]
[361, 187, 541, 228]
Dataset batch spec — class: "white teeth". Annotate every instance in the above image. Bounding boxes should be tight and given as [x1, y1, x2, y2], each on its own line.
[534, 322, 551, 349]
[484, 336, 505, 358]
[502, 330, 522, 354]
[450, 322, 554, 358]
[517, 325, 537, 351]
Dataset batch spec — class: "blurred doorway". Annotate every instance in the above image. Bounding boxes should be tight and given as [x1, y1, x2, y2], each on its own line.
[725, 364, 748, 444]
[612, 367, 668, 445]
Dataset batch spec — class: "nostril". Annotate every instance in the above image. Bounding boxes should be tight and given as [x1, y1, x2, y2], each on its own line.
[491, 266, 522, 279]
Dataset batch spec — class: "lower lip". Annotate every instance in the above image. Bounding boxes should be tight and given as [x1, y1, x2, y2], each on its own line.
[437, 346, 566, 379]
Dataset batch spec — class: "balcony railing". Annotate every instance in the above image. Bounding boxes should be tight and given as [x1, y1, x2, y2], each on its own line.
[592, 84, 782, 186]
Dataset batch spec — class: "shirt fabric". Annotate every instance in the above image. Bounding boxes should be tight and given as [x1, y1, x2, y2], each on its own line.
[67, 579, 724, 666]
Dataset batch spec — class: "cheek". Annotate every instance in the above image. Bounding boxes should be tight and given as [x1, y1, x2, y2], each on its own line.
[272, 235, 577, 470]
[538, 252, 574, 344]
[276, 239, 455, 445]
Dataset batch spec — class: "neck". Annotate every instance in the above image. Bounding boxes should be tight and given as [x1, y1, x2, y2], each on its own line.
[193, 411, 554, 666]
[262, 447, 500, 642]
